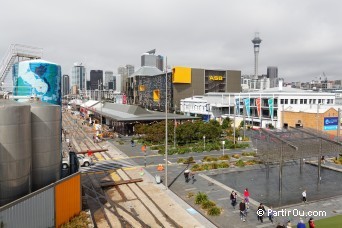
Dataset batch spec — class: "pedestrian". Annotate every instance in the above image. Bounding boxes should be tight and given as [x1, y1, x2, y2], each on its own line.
[131, 139, 135, 147]
[308, 217, 315, 228]
[184, 169, 190, 182]
[268, 206, 274, 224]
[296, 218, 305, 228]
[321, 156, 325, 164]
[244, 188, 250, 207]
[190, 171, 196, 184]
[276, 222, 285, 228]
[286, 220, 292, 228]
[257, 203, 266, 223]
[230, 191, 237, 209]
[239, 199, 247, 222]
[302, 190, 307, 203]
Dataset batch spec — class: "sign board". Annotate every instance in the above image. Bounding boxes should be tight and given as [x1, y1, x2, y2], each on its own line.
[324, 117, 338, 130]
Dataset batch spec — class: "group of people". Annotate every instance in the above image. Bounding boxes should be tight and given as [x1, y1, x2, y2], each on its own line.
[229, 188, 315, 228]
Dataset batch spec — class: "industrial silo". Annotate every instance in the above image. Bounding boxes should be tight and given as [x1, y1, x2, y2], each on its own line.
[30, 101, 61, 191]
[12, 59, 62, 105]
[0, 100, 31, 206]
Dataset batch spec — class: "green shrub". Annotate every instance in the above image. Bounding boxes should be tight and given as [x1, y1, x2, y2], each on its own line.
[219, 154, 230, 160]
[201, 200, 216, 209]
[207, 206, 221, 216]
[211, 163, 218, 169]
[177, 158, 186, 163]
[195, 192, 208, 205]
[232, 154, 240, 159]
[218, 162, 229, 168]
[61, 211, 90, 228]
[242, 152, 256, 157]
[191, 164, 201, 171]
[235, 159, 245, 167]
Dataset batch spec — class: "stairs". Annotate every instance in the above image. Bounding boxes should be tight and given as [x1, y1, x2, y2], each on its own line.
[0, 44, 43, 84]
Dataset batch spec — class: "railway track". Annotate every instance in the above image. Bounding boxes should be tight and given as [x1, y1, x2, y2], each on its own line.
[63, 110, 182, 227]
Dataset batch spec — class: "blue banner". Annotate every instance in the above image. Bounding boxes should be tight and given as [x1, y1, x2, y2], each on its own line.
[235, 98, 240, 115]
[268, 98, 274, 120]
[244, 98, 250, 118]
[324, 117, 338, 130]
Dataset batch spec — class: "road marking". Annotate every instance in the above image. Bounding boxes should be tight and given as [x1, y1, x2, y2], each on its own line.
[256, 223, 274, 228]
[217, 197, 230, 201]
[163, 159, 172, 164]
[185, 188, 197, 191]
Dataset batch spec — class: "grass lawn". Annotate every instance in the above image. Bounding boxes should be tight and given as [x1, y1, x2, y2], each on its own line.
[314, 215, 342, 227]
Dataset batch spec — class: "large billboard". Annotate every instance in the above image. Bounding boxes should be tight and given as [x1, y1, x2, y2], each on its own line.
[324, 117, 338, 130]
[204, 70, 226, 93]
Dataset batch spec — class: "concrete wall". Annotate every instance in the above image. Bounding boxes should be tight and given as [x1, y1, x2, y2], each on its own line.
[226, 70, 242, 92]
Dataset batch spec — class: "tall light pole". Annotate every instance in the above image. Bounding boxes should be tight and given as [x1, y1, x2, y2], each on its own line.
[203, 135, 206, 151]
[222, 140, 225, 156]
[165, 57, 168, 190]
[173, 105, 176, 149]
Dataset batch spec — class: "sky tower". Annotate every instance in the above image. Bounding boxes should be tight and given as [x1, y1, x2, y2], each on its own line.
[252, 32, 262, 79]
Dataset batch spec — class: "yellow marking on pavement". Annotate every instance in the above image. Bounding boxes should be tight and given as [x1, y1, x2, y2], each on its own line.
[110, 171, 121, 182]
[94, 152, 105, 161]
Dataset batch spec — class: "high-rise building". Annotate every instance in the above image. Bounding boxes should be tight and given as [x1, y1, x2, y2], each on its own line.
[62, 74, 70, 96]
[267, 66, 278, 88]
[71, 63, 86, 91]
[104, 71, 114, 88]
[90, 70, 103, 90]
[141, 49, 164, 71]
[86, 81, 91, 90]
[117, 65, 134, 93]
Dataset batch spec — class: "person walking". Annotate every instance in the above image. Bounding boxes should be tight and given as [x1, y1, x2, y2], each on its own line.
[308, 217, 315, 228]
[184, 169, 190, 182]
[230, 191, 237, 209]
[296, 219, 306, 228]
[244, 188, 250, 207]
[239, 199, 247, 222]
[257, 203, 266, 223]
[302, 190, 307, 203]
[268, 206, 274, 224]
[286, 220, 292, 228]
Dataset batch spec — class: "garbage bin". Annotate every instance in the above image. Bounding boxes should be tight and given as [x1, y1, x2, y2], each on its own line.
[155, 174, 161, 184]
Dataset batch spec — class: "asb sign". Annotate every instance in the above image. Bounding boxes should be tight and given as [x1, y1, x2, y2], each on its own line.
[324, 117, 338, 130]
[209, 76, 223, 81]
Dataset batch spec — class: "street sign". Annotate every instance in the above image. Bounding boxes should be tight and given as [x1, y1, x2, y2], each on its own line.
[324, 117, 338, 130]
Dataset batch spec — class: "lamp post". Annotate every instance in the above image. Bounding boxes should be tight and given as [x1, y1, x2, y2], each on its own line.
[203, 135, 206, 151]
[165, 57, 168, 190]
[222, 140, 225, 156]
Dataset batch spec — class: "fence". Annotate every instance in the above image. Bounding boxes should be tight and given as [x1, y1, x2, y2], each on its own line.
[0, 172, 81, 228]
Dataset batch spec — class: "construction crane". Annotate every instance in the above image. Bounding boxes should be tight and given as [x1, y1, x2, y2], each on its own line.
[0, 44, 43, 86]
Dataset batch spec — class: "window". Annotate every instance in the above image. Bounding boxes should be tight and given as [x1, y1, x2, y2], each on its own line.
[303, 99, 307, 104]
[280, 99, 284, 104]
[318, 99, 322, 104]
[300, 99, 304, 104]
[284, 99, 288, 104]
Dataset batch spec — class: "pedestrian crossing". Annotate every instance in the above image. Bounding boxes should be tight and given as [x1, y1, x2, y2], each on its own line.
[80, 159, 134, 173]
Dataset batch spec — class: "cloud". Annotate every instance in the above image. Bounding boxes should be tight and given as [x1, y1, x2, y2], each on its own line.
[0, 0, 341, 82]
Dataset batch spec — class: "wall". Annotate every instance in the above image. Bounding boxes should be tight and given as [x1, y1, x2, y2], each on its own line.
[0, 173, 81, 228]
[283, 108, 338, 135]
[226, 70, 242, 92]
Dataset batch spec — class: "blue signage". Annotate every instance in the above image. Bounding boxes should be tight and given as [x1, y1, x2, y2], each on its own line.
[324, 117, 338, 130]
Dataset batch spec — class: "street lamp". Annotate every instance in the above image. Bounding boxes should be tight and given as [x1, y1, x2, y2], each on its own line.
[203, 135, 206, 151]
[165, 57, 168, 190]
[222, 140, 225, 156]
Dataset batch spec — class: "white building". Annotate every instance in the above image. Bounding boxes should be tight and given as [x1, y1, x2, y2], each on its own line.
[180, 85, 338, 128]
[71, 63, 86, 91]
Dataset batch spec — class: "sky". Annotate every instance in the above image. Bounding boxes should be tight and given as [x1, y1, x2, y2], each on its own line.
[1, 0, 342, 82]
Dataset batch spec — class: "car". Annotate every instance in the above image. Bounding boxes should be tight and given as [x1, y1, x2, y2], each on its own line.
[62, 154, 93, 169]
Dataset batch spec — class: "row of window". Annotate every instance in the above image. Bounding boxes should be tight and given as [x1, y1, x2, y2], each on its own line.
[280, 99, 334, 105]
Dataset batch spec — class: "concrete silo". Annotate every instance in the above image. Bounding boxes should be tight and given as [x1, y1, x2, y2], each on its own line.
[30, 101, 61, 191]
[0, 100, 31, 206]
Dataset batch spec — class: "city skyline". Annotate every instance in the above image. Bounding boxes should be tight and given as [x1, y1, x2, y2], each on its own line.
[1, 0, 342, 82]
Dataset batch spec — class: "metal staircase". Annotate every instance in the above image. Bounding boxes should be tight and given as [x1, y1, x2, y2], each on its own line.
[0, 44, 43, 84]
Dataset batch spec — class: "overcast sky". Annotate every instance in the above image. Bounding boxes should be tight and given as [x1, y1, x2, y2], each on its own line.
[1, 0, 342, 82]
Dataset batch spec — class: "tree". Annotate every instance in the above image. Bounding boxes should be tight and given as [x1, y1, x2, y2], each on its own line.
[221, 117, 232, 130]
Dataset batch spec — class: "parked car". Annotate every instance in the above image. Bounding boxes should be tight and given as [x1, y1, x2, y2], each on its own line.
[62, 154, 92, 169]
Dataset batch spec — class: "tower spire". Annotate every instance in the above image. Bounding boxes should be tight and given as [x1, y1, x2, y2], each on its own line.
[252, 32, 262, 79]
